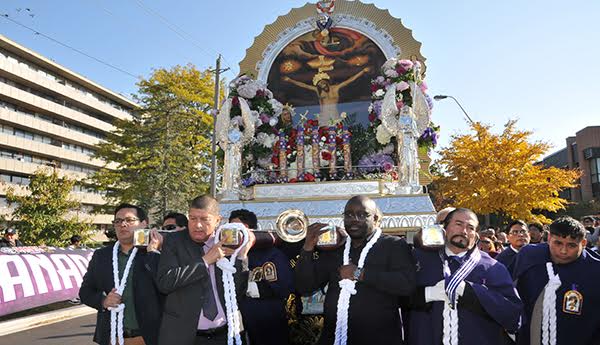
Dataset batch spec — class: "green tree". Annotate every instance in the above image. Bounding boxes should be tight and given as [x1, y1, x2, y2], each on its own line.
[433, 120, 580, 223]
[91, 64, 216, 218]
[5, 169, 94, 246]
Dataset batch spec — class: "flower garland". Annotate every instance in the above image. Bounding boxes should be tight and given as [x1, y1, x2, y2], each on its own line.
[110, 242, 138, 345]
[357, 58, 438, 177]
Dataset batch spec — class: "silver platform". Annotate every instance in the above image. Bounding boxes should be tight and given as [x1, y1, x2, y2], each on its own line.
[220, 180, 436, 234]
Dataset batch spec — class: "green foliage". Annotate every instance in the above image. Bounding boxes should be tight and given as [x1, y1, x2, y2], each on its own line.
[5, 169, 94, 246]
[91, 64, 217, 218]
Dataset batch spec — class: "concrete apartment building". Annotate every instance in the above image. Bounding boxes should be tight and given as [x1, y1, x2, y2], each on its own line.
[542, 126, 600, 202]
[0, 34, 137, 228]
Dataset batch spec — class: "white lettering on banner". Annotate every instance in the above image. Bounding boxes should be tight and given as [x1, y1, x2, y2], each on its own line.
[0, 255, 35, 302]
[22, 254, 63, 294]
[49, 254, 82, 289]
[68, 254, 91, 277]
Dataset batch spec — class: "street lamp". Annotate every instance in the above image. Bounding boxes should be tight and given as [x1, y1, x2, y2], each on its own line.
[433, 95, 475, 125]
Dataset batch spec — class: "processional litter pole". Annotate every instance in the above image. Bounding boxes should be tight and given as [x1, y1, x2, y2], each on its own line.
[209, 55, 222, 197]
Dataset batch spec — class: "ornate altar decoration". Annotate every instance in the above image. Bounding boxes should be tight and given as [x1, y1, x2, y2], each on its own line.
[218, 0, 440, 235]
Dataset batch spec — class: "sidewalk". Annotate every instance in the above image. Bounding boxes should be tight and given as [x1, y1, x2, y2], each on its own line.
[0, 304, 96, 336]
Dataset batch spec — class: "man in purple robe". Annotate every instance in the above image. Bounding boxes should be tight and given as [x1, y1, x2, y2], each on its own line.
[407, 208, 522, 345]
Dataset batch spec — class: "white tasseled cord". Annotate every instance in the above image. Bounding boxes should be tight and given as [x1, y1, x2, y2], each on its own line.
[542, 262, 561, 345]
[215, 223, 249, 345]
[442, 302, 459, 345]
[109, 242, 138, 345]
[333, 228, 382, 345]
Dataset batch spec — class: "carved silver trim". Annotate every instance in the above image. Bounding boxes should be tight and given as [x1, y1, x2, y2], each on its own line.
[252, 180, 384, 199]
[255, 214, 435, 231]
[220, 194, 435, 230]
[256, 14, 401, 82]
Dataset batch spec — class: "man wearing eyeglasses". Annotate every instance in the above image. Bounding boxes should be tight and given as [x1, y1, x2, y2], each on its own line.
[407, 208, 522, 345]
[80, 203, 164, 345]
[295, 195, 416, 345]
[496, 220, 531, 275]
[162, 212, 188, 231]
[156, 195, 253, 345]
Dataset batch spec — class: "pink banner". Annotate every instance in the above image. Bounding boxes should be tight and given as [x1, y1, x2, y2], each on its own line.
[0, 246, 94, 316]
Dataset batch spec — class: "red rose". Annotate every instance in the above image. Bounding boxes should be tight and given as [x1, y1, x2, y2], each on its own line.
[369, 113, 376, 122]
[232, 97, 240, 107]
[304, 173, 315, 182]
[289, 178, 298, 183]
[370, 84, 378, 92]
[271, 156, 279, 166]
[321, 151, 332, 161]
[335, 136, 343, 146]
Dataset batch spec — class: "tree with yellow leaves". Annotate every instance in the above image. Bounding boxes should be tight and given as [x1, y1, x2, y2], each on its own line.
[434, 120, 580, 223]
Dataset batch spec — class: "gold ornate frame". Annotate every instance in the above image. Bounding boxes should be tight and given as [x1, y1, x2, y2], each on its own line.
[238, 0, 427, 81]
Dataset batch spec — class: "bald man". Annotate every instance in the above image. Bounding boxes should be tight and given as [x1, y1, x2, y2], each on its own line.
[295, 195, 416, 344]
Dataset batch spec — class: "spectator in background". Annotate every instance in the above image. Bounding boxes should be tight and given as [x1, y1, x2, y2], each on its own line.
[0, 228, 23, 247]
[496, 220, 530, 274]
[68, 235, 83, 249]
[528, 223, 543, 244]
[478, 228, 499, 258]
[541, 229, 549, 243]
[497, 231, 509, 247]
[162, 212, 188, 231]
[581, 215, 595, 228]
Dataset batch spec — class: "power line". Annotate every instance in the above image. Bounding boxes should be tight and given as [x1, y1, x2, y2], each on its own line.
[132, 0, 233, 73]
[1, 14, 140, 80]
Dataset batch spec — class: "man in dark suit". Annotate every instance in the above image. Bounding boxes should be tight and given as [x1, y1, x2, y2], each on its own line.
[157, 195, 252, 345]
[80, 203, 164, 345]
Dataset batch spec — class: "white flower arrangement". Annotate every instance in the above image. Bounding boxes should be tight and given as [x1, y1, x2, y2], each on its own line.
[376, 125, 393, 145]
[268, 98, 284, 116]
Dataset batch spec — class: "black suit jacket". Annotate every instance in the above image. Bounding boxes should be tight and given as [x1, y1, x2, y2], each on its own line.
[79, 244, 163, 345]
[156, 230, 249, 345]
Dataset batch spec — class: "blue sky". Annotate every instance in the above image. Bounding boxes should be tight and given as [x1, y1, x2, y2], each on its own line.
[1, 0, 598, 156]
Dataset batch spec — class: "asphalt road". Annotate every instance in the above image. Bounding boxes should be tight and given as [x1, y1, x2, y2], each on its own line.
[0, 314, 97, 345]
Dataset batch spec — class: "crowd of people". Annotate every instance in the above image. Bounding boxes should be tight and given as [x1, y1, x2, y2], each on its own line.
[77, 195, 600, 345]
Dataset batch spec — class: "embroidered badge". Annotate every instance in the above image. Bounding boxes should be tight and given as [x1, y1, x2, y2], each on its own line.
[262, 261, 278, 282]
[562, 286, 583, 315]
[250, 267, 263, 282]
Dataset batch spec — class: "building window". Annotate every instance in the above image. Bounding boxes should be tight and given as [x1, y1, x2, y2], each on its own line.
[591, 158, 600, 199]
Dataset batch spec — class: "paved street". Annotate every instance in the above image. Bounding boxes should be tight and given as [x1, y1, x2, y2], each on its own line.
[0, 314, 96, 345]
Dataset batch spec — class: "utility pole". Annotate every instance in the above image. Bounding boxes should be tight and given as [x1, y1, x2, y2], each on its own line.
[209, 55, 229, 197]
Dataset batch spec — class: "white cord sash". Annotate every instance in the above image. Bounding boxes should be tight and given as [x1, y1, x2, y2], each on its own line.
[109, 242, 138, 345]
[440, 247, 481, 345]
[542, 262, 561, 345]
[333, 228, 382, 345]
[215, 223, 249, 345]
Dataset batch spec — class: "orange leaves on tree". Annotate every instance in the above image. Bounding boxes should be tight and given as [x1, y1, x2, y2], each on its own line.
[434, 120, 580, 223]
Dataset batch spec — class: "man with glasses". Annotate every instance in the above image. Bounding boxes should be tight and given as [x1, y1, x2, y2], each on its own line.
[80, 203, 164, 345]
[156, 195, 253, 345]
[513, 216, 600, 345]
[295, 195, 416, 345]
[162, 212, 188, 231]
[407, 208, 522, 345]
[496, 220, 531, 274]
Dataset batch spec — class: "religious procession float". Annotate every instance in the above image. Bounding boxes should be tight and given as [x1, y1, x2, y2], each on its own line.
[217, 0, 438, 240]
